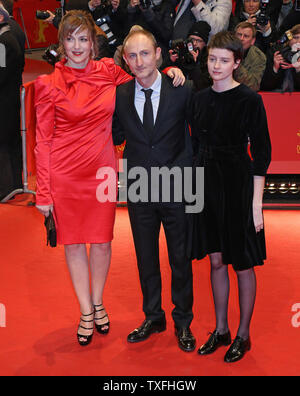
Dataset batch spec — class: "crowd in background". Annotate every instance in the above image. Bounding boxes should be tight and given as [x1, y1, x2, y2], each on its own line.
[43, 0, 300, 93]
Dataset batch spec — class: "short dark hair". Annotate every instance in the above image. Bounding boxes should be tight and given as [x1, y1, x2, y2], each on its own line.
[208, 31, 244, 63]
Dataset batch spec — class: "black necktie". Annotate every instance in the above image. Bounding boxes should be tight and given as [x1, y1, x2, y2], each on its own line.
[142, 88, 154, 133]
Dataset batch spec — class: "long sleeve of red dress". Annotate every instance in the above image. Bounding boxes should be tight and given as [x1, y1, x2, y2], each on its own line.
[34, 58, 132, 244]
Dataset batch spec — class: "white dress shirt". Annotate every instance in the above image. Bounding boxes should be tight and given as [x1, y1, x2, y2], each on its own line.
[134, 71, 162, 125]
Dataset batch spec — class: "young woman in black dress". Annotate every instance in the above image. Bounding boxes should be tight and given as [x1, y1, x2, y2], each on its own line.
[189, 31, 271, 363]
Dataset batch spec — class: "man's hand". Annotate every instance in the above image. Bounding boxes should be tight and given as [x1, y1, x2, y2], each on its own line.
[89, 0, 102, 9]
[273, 51, 292, 73]
[167, 67, 185, 86]
[130, 0, 140, 7]
[247, 15, 257, 26]
[45, 10, 55, 24]
[189, 48, 199, 63]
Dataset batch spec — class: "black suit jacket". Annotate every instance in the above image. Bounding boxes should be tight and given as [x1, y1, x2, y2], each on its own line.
[112, 73, 193, 203]
[113, 73, 193, 167]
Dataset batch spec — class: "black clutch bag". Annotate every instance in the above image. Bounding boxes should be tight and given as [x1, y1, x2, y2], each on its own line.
[44, 212, 57, 247]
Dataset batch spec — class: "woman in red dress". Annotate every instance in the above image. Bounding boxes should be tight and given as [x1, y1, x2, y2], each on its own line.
[34, 10, 183, 346]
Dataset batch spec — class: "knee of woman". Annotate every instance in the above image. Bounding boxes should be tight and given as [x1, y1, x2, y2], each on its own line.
[210, 254, 226, 271]
[91, 242, 111, 255]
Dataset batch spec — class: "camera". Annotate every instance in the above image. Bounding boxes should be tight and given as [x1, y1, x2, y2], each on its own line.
[170, 39, 194, 63]
[256, 0, 270, 26]
[95, 15, 117, 46]
[36, 7, 63, 21]
[36, 10, 51, 20]
[42, 44, 60, 66]
[272, 31, 300, 65]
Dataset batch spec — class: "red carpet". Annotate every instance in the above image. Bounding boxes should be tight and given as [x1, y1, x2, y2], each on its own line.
[0, 197, 299, 376]
[23, 58, 53, 84]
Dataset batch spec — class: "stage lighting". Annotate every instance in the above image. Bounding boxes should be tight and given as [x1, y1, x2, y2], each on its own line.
[278, 183, 289, 194]
[289, 183, 300, 194]
[267, 183, 277, 194]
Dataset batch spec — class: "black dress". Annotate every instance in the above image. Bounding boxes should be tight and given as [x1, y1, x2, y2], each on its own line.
[188, 84, 272, 271]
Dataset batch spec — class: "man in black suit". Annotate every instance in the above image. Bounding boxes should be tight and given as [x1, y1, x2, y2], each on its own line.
[112, 29, 196, 352]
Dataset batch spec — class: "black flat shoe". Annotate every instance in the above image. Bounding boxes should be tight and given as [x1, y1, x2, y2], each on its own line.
[127, 319, 166, 343]
[175, 327, 196, 352]
[224, 336, 251, 363]
[94, 304, 110, 335]
[198, 330, 231, 355]
[77, 311, 94, 346]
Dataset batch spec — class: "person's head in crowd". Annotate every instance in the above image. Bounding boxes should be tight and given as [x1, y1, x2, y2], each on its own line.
[0, 3, 9, 24]
[188, 21, 211, 52]
[0, 0, 12, 16]
[122, 30, 161, 88]
[58, 10, 98, 67]
[235, 21, 256, 51]
[243, 0, 260, 15]
[207, 31, 243, 83]
[288, 24, 300, 48]
[120, 25, 144, 58]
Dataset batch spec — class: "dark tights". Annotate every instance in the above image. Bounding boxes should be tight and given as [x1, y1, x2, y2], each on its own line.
[209, 252, 257, 340]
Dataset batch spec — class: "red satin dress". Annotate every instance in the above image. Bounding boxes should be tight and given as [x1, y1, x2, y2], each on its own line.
[34, 58, 131, 245]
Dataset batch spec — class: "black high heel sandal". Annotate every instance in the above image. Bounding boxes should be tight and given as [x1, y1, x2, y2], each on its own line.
[94, 304, 110, 334]
[77, 311, 94, 346]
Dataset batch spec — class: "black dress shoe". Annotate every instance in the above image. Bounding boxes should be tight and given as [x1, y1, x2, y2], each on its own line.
[198, 330, 231, 355]
[127, 319, 166, 343]
[224, 336, 251, 363]
[175, 327, 196, 352]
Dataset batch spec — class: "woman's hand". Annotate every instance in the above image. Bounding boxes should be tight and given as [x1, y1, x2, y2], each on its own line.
[253, 203, 264, 233]
[167, 67, 185, 86]
[36, 204, 53, 217]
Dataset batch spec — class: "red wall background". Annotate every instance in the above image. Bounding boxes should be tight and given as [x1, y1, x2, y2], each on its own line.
[13, 0, 59, 49]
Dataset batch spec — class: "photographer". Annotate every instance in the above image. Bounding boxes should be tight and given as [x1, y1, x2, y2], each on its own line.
[234, 21, 267, 91]
[43, 0, 127, 47]
[260, 23, 300, 91]
[88, 0, 129, 47]
[0, 0, 25, 79]
[0, 4, 23, 200]
[126, 0, 175, 59]
[277, 0, 300, 37]
[162, 21, 212, 90]
[229, 0, 279, 53]
[172, 0, 231, 42]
